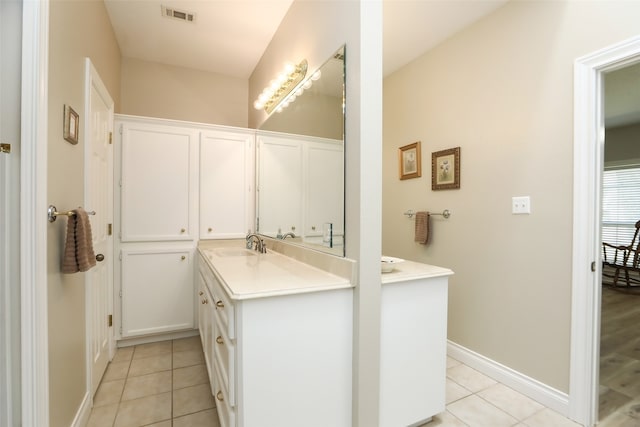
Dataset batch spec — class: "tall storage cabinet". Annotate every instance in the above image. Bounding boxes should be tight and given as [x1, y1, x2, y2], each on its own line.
[120, 123, 198, 242]
[200, 130, 254, 239]
[115, 115, 255, 341]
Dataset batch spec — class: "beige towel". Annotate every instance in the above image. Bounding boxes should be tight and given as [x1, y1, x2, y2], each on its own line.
[62, 208, 96, 273]
[414, 211, 430, 244]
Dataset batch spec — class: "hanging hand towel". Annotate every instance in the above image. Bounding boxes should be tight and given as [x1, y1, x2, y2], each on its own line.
[62, 208, 97, 273]
[414, 211, 430, 244]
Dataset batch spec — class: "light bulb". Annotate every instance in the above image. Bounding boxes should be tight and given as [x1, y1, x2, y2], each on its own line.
[311, 70, 322, 81]
[284, 62, 295, 75]
[253, 100, 263, 110]
[303, 80, 312, 90]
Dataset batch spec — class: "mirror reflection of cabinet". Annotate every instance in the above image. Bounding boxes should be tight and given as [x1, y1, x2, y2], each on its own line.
[305, 141, 343, 245]
[257, 135, 303, 236]
[257, 133, 343, 248]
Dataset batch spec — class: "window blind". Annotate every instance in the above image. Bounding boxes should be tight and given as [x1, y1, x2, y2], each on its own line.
[602, 165, 640, 248]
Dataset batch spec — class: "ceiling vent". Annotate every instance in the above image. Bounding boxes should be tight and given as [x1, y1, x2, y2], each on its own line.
[161, 5, 195, 23]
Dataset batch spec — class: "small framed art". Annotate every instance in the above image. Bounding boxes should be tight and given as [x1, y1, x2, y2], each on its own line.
[63, 104, 79, 145]
[432, 147, 460, 190]
[398, 141, 421, 180]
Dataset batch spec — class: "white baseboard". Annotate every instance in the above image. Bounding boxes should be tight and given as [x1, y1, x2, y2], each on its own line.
[70, 391, 91, 427]
[447, 340, 570, 417]
[117, 329, 199, 348]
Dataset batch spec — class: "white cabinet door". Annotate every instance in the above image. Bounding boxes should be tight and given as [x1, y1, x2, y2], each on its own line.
[379, 277, 448, 427]
[200, 131, 254, 239]
[257, 135, 303, 236]
[121, 248, 195, 337]
[304, 140, 344, 239]
[120, 122, 198, 242]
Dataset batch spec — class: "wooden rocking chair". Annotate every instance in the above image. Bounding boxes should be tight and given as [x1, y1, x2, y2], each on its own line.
[602, 220, 640, 287]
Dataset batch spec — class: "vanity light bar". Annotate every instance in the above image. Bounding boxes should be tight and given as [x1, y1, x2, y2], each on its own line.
[254, 60, 308, 114]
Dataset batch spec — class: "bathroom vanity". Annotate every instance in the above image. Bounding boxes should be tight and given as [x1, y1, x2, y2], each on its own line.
[196, 239, 453, 427]
[197, 239, 355, 427]
[380, 260, 453, 427]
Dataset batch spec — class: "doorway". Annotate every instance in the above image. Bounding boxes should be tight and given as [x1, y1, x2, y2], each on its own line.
[598, 61, 640, 422]
[570, 35, 640, 427]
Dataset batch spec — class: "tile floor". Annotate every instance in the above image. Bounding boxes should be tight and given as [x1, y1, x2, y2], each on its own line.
[86, 335, 220, 427]
[87, 334, 584, 427]
[435, 356, 581, 427]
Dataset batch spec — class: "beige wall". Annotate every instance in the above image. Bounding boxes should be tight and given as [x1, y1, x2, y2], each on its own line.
[47, 0, 120, 425]
[120, 57, 248, 127]
[383, 0, 640, 393]
[605, 122, 640, 163]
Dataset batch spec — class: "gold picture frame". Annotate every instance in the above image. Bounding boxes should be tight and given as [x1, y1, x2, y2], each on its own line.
[432, 147, 460, 190]
[399, 141, 421, 180]
[63, 104, 79, 145]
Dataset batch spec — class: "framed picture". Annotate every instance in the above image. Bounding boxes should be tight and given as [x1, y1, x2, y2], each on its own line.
[432, 147, 460, 190]
[398, 141, 421, 180]
[63, 104, 79, 145]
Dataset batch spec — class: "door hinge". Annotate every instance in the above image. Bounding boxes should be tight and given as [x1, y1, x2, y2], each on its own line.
[119, 124, 123, 135]
[591, 261, 596, 272]
[109, 132, 113, 145]
[108, 314, 113, 327]
[119, 290, 122, 297]
[108, 223, 112, 236]
[0, 143, 11, 154]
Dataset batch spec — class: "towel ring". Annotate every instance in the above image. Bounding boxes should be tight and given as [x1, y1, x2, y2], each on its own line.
[48, 205, 96, 223]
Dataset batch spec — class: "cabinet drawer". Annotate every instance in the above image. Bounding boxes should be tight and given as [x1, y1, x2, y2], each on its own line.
[211, 278, 235, 340]
[214, 356, 237, 427]
[213, 317, 235, 407]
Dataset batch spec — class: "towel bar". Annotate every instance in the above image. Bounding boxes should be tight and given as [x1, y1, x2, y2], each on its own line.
[404, 209, 450, 219]
[48, 205, 96, 223]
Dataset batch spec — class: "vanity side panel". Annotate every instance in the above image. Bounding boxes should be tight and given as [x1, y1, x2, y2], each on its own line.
[236, 289, 353, 427]
[379, 277, 448, 427]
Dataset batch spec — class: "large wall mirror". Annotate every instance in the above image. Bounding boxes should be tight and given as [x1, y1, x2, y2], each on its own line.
[257, 45, 345, 256]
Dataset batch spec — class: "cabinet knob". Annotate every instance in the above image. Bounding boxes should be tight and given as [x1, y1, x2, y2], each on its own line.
[181, 255, 186, 261]
[216, 391, 224, 402]
[96, 254, 105, 262]
[208, 227, 213, 233]
[202, 299, 208, 305]
[291, 226, 296, 231]
[311, 226, 316, 231]
[216, 336, 223, 345]
[199, 291, 204, 296]
[180, 228, 186, 233]
[215, 300, 224, 309]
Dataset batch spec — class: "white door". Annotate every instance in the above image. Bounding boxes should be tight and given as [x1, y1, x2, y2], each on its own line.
[0, 1, 23, 423]
[84, 59, 114, 396]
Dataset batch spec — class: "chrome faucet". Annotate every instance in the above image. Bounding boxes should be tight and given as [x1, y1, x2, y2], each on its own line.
[282, 232, 296, 240]
[246, 233, 266, 253]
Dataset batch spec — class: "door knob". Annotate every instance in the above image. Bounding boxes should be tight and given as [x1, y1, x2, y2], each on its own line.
[96, 254, 105, 262]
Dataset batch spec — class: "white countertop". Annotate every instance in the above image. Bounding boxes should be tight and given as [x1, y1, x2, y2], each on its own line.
[381, 259, 454, 284]
[198, 240, 352, 300]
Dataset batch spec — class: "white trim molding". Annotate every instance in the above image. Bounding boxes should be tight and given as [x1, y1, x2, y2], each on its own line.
[447, 341, 569, 416]
[571, 35, 640, 427]
[20, 0, 50, 425]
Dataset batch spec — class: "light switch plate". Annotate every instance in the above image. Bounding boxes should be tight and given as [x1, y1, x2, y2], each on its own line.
[512, 196, 531, 214]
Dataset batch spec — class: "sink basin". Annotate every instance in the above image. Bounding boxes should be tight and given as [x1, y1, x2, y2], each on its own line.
[212, 248, 257, 257]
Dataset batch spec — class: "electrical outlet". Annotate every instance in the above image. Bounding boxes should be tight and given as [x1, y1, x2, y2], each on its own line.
[512, 196, 531, 214]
